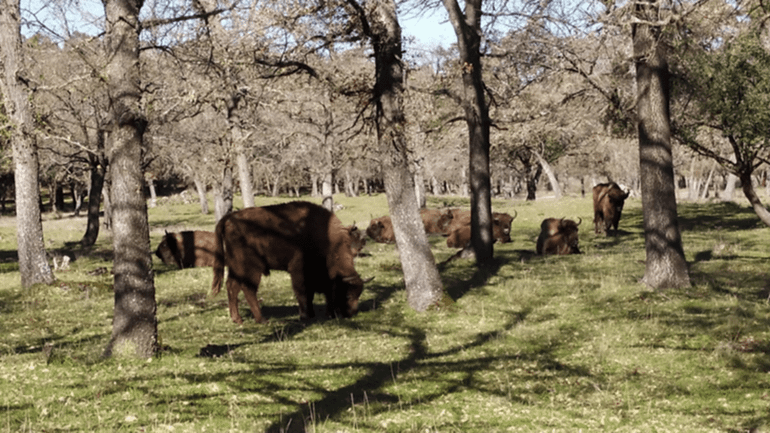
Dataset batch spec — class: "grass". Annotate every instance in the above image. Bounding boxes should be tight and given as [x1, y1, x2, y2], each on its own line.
[1, 192, 769, 432]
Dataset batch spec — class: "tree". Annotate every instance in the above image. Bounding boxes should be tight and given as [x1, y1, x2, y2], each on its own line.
[102, 0, 158, 358]
[441, 0, 495, 265]
[674, 31, 770, 225]
[361, 0, 445, 311]
[632, 0, 690, 288]
[0, 0, 55, 287]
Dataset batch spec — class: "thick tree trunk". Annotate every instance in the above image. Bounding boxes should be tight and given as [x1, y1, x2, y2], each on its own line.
[102, 0, 157, 358]
[0, 0, 55, 287]
[443, 0, 494, 265]
[81, 149, 107, 247]
[369, 0, 445, 312]
[633, 1, 690, 289]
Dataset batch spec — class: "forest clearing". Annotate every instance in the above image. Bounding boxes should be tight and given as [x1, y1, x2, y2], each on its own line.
[1, 193, 769, 432]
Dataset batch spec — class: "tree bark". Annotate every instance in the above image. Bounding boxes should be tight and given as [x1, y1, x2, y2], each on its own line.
[81, 145, 107, 247]
[633, 0, 690, 289]
[102, 0, 157, 358]
[740, 172, 770, 226]
[0, 0, 55, 287]
[534, 150, 561, 199]
[442, 0, 494, 265]
[214, 162, 233, 222]
[367, 0, 445, 312]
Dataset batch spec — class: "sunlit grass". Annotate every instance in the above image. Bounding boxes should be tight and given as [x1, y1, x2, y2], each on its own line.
[0, 192, 769, 432]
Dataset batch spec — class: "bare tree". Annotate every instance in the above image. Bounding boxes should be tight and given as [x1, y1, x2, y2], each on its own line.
[440, 0, 494, 265]
[102, 0, 158, 358]
[0, 0, 55, 287]
[361, 0, 446, 311]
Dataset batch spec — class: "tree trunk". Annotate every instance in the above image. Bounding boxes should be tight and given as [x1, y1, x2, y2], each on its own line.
[368, 0, 445, 312]
[81, 147, 107, 247]
[633, 0, 690, 289]
[147, 178, 157, 208]
[0, 0, 55, 287]
[102, 172, 112, 230]
[740, 172, 770, 226]
[722, 172, 737, 201]
[321, 169, 333, 211]
[214, 162, 233, 222]
[534, 150, 561, 199]
[102, 0, 157, 359]
[442, 0, 494, 265]
[235, 139, 254, 208]
[193, 176, 209, 214]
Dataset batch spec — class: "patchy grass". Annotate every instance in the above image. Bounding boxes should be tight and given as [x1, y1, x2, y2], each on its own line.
[1, 193, 769, 432]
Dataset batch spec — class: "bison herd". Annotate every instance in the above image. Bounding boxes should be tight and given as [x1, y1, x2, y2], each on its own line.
[155, 182, 630, 324]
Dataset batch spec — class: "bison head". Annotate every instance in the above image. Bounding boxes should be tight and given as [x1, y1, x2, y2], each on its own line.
[155, 231, 182, 267]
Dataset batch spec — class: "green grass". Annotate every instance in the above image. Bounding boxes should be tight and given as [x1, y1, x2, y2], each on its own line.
[1, 193, 769, 432]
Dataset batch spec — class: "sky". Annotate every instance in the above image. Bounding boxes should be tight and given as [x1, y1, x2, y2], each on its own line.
[401, 8, 455, 49]
[22, 0, 456, 49]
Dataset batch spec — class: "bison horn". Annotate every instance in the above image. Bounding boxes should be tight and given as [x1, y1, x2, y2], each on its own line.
[575, 217, 582, 226]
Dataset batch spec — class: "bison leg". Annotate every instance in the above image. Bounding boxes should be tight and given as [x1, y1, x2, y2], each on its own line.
[226, 275, 267, 324]
[240, 277, 267, 324]
[225, 277, 245, 324]
[288, 257, 314, 320]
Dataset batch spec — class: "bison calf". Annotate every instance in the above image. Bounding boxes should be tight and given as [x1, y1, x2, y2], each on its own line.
[593, 182, 630, 235]
[211, 201, 367, 324]
[536, 217, 582, 255]
[155, 230, 217, 268]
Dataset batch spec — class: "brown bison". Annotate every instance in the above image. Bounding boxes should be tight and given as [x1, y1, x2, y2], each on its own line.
[366, 215, 396, 243]
[536, 217, 582, 255]
[211, 201, 367, 324]
[593, 182, 630, 236]
[367, 209, 454, 244]
[345, 225, 367, 256]
[445, 210, 516, 248]
[420, 208, 455, 235]
[155, 230, 217, 268]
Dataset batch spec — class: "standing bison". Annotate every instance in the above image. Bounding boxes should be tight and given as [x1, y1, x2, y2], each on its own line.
[593, 182, 630, 235]
[211, 201, 367, 324]
[155, 230, 217, 268]
[536, 217, 582, 255]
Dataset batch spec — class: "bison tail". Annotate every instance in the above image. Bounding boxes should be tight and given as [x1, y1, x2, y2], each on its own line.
[210, 217, 228, 297]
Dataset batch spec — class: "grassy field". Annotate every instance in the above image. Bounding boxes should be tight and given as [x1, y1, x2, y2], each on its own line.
[1, 193, 769, 432]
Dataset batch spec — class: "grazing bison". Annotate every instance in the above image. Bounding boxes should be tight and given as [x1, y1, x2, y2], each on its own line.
[536, 217, 582, 255]
[593, 182, 630, 235]
[211, 201, 367, 324]
[445, 210, 516, 248]
[155, 230, 217, 268]
[366, 215, 396, 243]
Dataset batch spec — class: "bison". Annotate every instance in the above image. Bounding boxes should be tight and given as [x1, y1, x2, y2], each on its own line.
[593, 182, 630, 236]
[366, 215, 396, 243]
[155, 230, 217, 268]
[445, 210, 516, 248]
[420, 208, 455, 235]
[536, 217, 582, 255]
[211, 201, 367, 324]
[345, 225, 367, 256]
